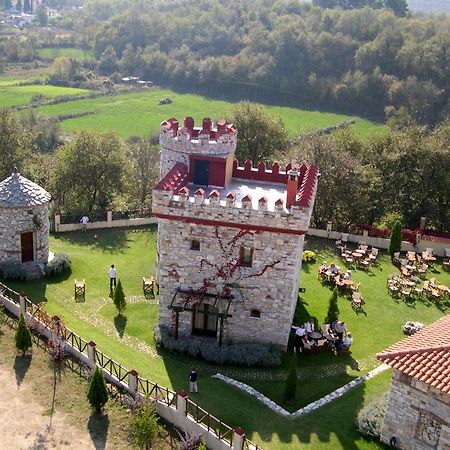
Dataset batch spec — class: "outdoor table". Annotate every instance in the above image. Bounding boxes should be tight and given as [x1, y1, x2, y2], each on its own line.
[438, 285, 449, 292]
[352, 252, 363, 259]
[309, 331, 322, 341]
[342, 279, 354, 286]
[407, 253, 416, 261]
[355, 249, 366, 255]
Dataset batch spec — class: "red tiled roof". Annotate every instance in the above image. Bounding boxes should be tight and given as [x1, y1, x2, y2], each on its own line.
[154, 162, 189, 193]
[377, 315, 450, 393]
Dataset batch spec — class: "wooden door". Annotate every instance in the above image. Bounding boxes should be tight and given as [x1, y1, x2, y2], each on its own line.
[21, 232, 34, 263]
[194, 160, 209, 186]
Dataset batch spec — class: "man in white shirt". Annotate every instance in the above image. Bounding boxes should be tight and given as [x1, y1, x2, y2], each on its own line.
[80, 214, 89, 232]
[304, 319, 315, 334]
[343, 270, 351, 280]
[292, 324, 306, 353]
[108, 264, 117, 290]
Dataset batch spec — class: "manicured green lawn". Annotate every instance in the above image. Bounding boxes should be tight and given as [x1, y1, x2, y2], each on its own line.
[34, 88, 387, 140]
[37, 47, 95, 61]
[0, 84, 89, 107]
[2, 228, 448, 450]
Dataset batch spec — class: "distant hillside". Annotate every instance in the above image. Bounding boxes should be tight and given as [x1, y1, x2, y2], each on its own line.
[408, 0, 450, 13]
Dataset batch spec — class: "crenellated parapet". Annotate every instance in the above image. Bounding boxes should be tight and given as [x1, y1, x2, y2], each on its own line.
[159, 117, 237, 178]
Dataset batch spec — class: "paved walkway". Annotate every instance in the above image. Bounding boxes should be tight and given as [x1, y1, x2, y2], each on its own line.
[213, 364, 390, 419]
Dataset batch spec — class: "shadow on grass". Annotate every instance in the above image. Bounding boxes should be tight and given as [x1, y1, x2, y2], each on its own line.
[114, 314, 127, 338]
[88, 411, 110, 450]
[14, 354, 32, 388]
[52, 228, 131, 254]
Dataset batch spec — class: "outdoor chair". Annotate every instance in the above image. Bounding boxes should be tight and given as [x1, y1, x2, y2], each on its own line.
[321, 324, 331, 334]
[338, 345, 351, 356]
[74, 279, 85, 300]
[341, 233, 349, 244]
[351, 292, 363, 310]
[414, 286, 424, 298]
[393, 252, 401, 264]
[417, 264, 428, 277]
[143, 277, 155, 298]
[369, 248, 378, 262]
[316, 339, 327, 351]
[303, 341, 316, 355]
[445, 248, 450, 258]
[350, 282, 361, 292]
[425, 248, 434, 256]
[400, 287, 412, 299]
[358, 258, 370, 270]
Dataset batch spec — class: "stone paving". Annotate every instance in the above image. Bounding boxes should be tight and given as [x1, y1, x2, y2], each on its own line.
[213, 364, 390, 419]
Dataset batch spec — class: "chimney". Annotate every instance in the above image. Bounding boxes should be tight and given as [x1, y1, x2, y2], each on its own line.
[286, 169, 299, 209]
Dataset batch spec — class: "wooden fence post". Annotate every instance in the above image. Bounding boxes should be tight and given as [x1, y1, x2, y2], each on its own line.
[87, 341, 96, 366]
[233, 427, 245, 450]
[128, 370, 138, 397]
[19, 292, 27, 314]
[176, 390, 188, 416]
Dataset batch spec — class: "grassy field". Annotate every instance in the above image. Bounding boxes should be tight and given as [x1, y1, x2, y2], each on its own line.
[3, 227, 449, 450]
[33, 88, 387, 140]
[0, 83, 89, 107]
[37, 47, 95, 61]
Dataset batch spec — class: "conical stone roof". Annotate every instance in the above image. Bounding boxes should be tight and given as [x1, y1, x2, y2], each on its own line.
[0, 171, 51, 207]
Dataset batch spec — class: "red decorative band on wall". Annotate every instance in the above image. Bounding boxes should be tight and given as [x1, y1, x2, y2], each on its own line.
[153, 213, 307, 236]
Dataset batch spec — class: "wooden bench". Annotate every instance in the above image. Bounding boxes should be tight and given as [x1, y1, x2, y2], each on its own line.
[74, 279, 85, 300]
[143, 277, 155, 298]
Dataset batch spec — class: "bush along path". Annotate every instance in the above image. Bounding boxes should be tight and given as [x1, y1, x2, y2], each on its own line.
[212, 364, 389, 418]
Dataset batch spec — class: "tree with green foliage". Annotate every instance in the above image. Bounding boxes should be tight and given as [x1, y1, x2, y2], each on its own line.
[113, 279, 126, 315]
[228, 101, 289, 165]
[15, 0, 21, 11]
[388, 220, 402, 260]
[35, 3, 48, 26]
[0, 109, 33, 180]
[23, 0, 30, 12]
[53, 131, 125, 214]
[129, 398, 163, 449]
[325, 288, 339, 324]
[15, 313, 32, 355]
[87, 366, 109, 412]
[284, 353, 297, 402]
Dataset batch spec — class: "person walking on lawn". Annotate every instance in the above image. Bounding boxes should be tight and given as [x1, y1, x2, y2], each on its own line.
[189, 368, 198, 393]
[108, 264, 117, 290]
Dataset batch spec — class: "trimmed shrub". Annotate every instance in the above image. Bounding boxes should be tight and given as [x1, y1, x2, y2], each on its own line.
[45, 253, 71, 276]
[129, 398, 163, 449]
[357, 394, 387, 439]
[0, 262, 27, 280]
[87, 366, 109, 412]
[15, 312, 32, 355]
[113, 279, 127, 315]
[154, 325, 281, 367]
[388, 221, 402, 259]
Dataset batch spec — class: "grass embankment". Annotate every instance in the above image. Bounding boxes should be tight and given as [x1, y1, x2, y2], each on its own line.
[3, 227, 448, 449]
[0, 82, 89, 108]
[37, 47, 95, 61]
[33, 88, 387, 140]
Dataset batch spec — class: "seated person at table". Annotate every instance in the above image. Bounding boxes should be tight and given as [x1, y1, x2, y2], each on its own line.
[336, 332, 353, 353]
[304, 319, 315, 333]
[330, 263, 340, 275]
[343, 270, 351, 280]
[335, 321, 347, 340]
[331, 320, 338, 332]
[292, 324, 307, 353]
[319, 261, 328, 274]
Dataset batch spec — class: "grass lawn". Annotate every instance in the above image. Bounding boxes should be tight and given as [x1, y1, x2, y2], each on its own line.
[37, 47, 95, 61]
[0, 84, 89, 108]
[2, 227, 449, 450]
[34, 88, 387, 140]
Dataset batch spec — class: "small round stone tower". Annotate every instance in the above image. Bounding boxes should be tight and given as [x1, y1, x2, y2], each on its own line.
[0, 170, 51, 273]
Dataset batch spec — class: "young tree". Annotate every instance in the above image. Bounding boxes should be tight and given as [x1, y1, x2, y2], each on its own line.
[35, 3, 48, 26]
[388, 220, 402, 260]
[284, 353, 297, 402]
[228, 101, 289, 165]
[113, 279, 126, 315]
[325, 288, 339, 324]
[15, 313, 32, 355]
[87, 366, 109, 412]
[129, 398, 163, 450]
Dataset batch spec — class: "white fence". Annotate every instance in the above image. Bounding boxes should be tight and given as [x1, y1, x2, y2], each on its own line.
[306, 228, 449, 257]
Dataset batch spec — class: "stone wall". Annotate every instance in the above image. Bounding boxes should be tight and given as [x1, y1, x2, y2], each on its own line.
[157, 218, 304, 348]
[159, 125, 236, 178]
[381, 371, 450, 450]
[0, 203, 49, 264]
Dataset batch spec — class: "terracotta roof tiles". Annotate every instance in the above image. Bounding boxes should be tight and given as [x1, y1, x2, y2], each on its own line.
[377, 314, 450, 394]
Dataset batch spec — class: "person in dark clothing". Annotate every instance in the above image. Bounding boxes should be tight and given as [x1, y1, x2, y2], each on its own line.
[189, 368, 198, 393]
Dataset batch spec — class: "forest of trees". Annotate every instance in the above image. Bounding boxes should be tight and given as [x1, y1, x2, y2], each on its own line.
[78, 0, 450, 124]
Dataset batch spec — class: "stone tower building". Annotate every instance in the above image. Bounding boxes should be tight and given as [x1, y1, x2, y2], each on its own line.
[152, 117, 319, 348]
[0, 170, 51, 274]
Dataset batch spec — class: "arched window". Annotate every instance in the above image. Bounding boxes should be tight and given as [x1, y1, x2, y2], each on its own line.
[250, 309, 261, 319]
